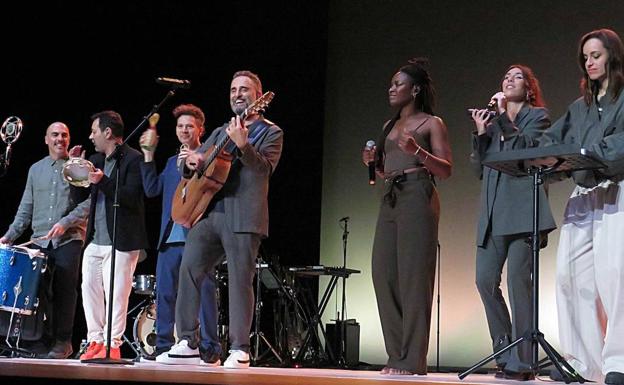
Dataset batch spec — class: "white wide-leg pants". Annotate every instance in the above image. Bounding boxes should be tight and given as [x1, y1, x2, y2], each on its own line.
[556, 180, 624, 381]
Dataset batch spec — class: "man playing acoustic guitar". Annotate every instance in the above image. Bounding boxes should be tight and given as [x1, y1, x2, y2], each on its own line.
[156, 70, 283, 368]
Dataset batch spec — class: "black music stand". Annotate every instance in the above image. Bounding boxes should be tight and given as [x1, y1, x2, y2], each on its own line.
[250, 258, 283, 365]
[459, 144, 605, 383]
[289, 266, 360, 365]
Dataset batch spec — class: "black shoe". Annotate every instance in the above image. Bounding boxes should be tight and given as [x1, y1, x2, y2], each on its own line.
[200, 349, 221, 366]
[606, 372, 624, 385]
[549, 367, 565, 382]
[494, 364, 506, 379]
[21, 340, 49, 357]
[141, 346, 169, 361]
[44, 340, 73, 359]
[504, 371, 535, 381]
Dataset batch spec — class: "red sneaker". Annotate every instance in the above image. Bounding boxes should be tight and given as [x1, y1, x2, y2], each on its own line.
[79, 342, 104, 360]
[92, 346, 121, 360]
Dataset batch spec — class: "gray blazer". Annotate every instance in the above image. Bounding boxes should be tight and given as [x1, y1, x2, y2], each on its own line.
[189, 119, 283, 238]
[470, 105, 556, 247]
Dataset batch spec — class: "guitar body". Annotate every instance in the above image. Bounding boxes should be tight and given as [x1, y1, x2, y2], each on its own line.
[171, 146, 233, 228]
[171, 90, 275, 228]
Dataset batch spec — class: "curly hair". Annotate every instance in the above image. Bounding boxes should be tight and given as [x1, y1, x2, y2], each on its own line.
[172, 104, 205, 127]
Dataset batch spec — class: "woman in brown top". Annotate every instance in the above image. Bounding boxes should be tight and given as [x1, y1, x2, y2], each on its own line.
[362, 57, 452, 375]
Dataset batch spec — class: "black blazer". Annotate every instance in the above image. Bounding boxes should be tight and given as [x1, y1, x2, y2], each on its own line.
[85, 143, 148, 251]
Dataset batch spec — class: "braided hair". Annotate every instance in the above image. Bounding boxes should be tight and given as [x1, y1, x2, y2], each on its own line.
[398, 57, 437, 115]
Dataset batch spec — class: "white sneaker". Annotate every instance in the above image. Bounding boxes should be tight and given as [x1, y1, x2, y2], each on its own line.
[223, 349, 250, 369]
[155, 340, 200, 365]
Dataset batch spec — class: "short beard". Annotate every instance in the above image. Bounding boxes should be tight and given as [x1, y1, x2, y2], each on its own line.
[232, 104, 246, 116]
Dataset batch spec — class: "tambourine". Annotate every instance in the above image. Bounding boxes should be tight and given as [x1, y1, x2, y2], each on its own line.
[62, 157, 95, 187]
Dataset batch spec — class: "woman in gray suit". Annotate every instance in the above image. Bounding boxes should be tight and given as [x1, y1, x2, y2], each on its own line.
[470, 65, 556, 380]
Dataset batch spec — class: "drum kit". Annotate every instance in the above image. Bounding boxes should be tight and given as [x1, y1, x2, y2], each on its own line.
[0, 244, 48, 356]
[129, 274, 161, 357]
[126, 270, 229, 360]
[124, 260, 309, 365]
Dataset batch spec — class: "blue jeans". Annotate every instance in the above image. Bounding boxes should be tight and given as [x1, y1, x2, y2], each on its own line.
[156, 244, 220, 353]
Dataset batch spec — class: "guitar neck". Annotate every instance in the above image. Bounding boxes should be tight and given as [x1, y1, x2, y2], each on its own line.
[204, 134, 232, 167]
[198, 93, 272, 174]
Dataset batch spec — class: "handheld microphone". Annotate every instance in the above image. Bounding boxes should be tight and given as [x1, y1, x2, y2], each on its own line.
[467, 98, 498, 120]
[155, 77, 192, 89]
[467, 109, 497, 120]
[365, 140, 376, 185]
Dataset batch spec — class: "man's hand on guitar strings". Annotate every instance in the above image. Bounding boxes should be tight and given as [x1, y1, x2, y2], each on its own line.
[226, 116, 249, 149]
[185, 151, 203, 171]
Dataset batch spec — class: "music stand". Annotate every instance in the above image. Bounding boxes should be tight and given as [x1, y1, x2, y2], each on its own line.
[459, 144, 605, 383]
[289, 266, 360, 365]
[250, 258, 283, 365]
[82, 88, 178, 365]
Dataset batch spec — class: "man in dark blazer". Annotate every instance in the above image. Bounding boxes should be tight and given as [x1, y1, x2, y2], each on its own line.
[156, 71, 283, 368]
[76, 110, 148, 360]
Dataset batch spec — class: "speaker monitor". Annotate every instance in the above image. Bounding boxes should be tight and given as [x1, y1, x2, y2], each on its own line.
[325, 319, 360, 367]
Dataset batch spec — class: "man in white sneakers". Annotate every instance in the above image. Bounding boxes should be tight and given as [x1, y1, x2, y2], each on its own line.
[156, 71, 282, 368]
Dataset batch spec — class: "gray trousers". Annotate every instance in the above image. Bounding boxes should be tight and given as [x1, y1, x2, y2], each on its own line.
[372, 172, 439, 374]
[175, 211, 261, 352]
[475, 233, 532, 372]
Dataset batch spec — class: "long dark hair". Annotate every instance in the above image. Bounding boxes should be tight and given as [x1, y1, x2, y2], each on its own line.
[578, 28, 624, 104]
[505, 64, 546, 107]
[398, 57, 437, 115]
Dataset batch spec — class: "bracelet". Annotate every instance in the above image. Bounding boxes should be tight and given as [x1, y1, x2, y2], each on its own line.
[414, 146, 422, 156]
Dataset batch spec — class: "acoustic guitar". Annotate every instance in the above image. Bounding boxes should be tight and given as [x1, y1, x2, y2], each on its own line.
[171, 91, 275, 228]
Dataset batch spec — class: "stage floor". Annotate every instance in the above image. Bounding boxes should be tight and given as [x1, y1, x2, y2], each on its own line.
[0, 357, 554, 385]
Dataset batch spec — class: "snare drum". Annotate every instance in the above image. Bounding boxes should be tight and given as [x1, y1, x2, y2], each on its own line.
[132, 274, 156, 296]
[0, 245, 47, 315]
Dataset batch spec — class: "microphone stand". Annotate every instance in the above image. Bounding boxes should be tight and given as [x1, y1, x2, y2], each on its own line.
[83, 88, 177, 365]
[338, 217, 349, 367]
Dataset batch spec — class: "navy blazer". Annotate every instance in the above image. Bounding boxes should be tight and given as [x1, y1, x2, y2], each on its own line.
[85, 143, 148, 251]
[140, 155, 188, 249]
[470, 105, 556, 247]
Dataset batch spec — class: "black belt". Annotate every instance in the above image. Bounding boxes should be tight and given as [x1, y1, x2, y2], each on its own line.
[383, 168, 431, 208]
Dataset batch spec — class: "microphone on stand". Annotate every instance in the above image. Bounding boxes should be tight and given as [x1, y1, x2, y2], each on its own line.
[155, 77, 192, 89]
[365, 140, 376, 185]
[0, 116, 24, 175]
[339, 216, 350, 222]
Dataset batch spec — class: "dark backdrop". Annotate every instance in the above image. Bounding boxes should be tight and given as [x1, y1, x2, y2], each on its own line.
[1, 1, 327, 355]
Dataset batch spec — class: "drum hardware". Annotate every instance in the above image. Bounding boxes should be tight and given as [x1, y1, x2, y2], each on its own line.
[62, 157, 95, 188]
[250, 256, 312, 366]
[132, 274, 156, 297]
